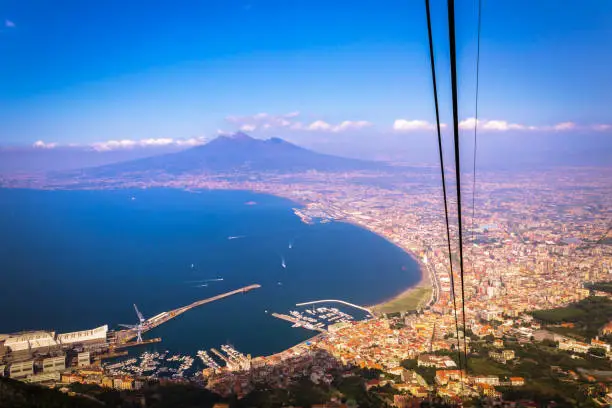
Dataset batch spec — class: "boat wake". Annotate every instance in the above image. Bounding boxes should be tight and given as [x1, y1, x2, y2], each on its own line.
[186, 278, 223, 283]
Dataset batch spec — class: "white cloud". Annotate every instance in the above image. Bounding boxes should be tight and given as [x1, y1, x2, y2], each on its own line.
[176, 137, 208, 146]
[482, 120, 525, 131]
[458, 118, 609, 133]
[226, 111, 300, 132]
[91, 137, 206, 151]
[460, 118, 524, 131]
[92, 139, 138, 151]
[458, 118, 478, 130]
[226, 112, 370, 133]
[28, 135, 206, 151]
[334, 120, 372, 132]
[33, 140, 57, 149]
[459, 118, 527, 131]
[397, 117, 594, 133]
[307, 120, 332, 131]
[393, 119, 435, 131]
[592, 124, 612, 132]
[553, 122, 576, 131]
[302, 120, 371, 132]
[139, 138, 174, 146]
[5, 19, 15, 28]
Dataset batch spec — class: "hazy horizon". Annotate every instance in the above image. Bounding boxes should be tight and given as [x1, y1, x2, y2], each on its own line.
[1, 129, 610, 174]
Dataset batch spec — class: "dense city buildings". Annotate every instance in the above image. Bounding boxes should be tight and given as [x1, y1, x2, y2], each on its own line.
[1, 164, 612, 405]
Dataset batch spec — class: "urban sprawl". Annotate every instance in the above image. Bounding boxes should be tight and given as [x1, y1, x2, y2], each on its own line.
[1, 165, 612, 406]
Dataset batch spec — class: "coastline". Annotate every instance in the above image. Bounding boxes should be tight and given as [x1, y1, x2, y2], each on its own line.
[10, 183, 434, 313]
[338, 219, 433, 314]
[370, 258, 433, 314]
[0, 186, 437, 369]
[189, 187, 434, 315]
[278, 194, 435, 315]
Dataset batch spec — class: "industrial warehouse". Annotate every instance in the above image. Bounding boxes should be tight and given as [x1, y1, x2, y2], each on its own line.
[0, 325, 109, 383]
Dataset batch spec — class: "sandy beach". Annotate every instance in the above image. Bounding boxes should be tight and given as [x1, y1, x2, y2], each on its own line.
[339, 219, 434, 314]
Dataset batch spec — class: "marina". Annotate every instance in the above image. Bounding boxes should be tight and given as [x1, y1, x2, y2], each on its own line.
[197, 344, 251, 372]
[271, 305, 357, 333]
[103, 350, 197, 380]
[197, 350, 220, 370]
[271, 313, 325, 333]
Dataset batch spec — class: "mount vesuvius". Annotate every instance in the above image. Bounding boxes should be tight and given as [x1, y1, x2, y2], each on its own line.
[68, 133, 385, 177]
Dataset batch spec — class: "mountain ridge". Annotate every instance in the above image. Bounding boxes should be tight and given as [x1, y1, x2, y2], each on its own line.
[69, 133, 384, 177]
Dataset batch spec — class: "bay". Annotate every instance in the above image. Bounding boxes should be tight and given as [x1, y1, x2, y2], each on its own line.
[0, 188, 420, 357]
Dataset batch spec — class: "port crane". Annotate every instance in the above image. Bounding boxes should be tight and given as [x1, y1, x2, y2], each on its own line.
[119, 304, 146, 343]
[113, 285, 261, 344]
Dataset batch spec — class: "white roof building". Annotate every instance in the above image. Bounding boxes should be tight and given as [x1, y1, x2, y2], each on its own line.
[56, 325, 108, 345]
[4, 331, 57, 351]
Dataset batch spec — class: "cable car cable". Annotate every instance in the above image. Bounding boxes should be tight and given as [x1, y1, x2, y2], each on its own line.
[447, 0, 470, 372]
[470, 0, 482, 295]
[424, 0, 464, 374]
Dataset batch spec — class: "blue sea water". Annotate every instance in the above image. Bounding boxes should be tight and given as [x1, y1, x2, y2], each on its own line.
[0, 188, 420, 357]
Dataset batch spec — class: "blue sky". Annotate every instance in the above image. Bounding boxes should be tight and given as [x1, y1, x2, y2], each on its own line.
[1, 0, 611, 151]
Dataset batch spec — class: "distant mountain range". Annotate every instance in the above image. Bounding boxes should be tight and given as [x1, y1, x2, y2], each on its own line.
[71, 133, 384, 177]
